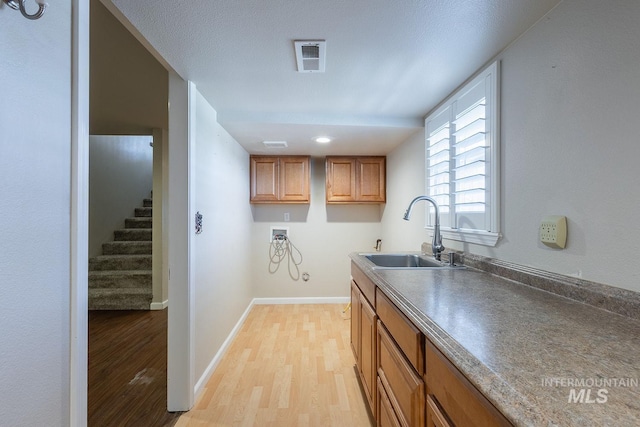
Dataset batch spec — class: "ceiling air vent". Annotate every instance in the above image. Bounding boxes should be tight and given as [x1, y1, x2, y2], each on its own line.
[294, 40, 326, 73]
[263, 140, 288, 148]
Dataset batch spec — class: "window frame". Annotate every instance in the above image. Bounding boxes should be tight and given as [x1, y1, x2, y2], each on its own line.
[424, 61, 501, 246]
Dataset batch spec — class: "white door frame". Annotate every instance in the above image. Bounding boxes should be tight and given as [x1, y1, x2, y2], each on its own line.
[167, 76, 196, 411]
[70, 0, 89, 424]
[70, 3, 196, 424]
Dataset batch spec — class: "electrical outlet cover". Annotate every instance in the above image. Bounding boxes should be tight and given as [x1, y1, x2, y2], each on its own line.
[540, 215, 567, 249]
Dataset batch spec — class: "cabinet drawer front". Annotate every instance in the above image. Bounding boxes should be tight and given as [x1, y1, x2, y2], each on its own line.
[378, 377, 402, 427]
[426, 342, 512, 427]
[376, 290, 424, 373]
[378, 321, 425, 427]
[351, 262, 376, 306]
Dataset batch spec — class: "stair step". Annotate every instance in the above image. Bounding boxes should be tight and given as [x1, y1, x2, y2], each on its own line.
[89, 255, 152, 271]
[88, 288, 152, 310]
[125, 217, 152, 229]
[102, 241, 152, 255]
[90, 193, 154, 311]
[89, 270, 152, 289]
[114, 228, 151, 241]
[135, 207, 152, 217]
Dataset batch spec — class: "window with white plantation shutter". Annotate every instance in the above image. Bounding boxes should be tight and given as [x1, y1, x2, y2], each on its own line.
[425, 61, 500, 246]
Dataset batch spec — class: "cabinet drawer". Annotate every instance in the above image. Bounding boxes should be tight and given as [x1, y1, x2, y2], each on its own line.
[351, 262, 376, 306]
[378, 320, 425, 427]
[376, 289, 424, 373]
[426, 342, 512, 427]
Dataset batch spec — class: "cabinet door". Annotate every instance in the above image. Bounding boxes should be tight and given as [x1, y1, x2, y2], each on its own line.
[326, 157, 356, 202]
[350, 281, 361, 362]
[360, 293, 377, 415]
[250, 156, 279, 202]
[356, 157, 386, 203]
[427, 395, 453, 427]
[378, 377, 402, 427]
[279, 156, 310, 202]
[378, 321, 425, 427]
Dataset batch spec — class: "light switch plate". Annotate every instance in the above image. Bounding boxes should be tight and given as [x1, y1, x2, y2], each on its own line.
[540, 215, 567, 249]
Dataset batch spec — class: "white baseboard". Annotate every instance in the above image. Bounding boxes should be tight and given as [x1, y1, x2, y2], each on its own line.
[193, 300, 255, 399]
[253, 296, 350, 305]
[150, 300, 169, 310]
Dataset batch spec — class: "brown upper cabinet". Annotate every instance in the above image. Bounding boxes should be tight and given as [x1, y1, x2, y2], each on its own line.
[250, 155, 310, 204]
[325, 156, 386, 204]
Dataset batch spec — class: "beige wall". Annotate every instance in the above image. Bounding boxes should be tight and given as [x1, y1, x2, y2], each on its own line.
[193, 90, 254, 379]
[90, 0, 168, 134]
[383, 0, 640, 293]
[88, 135, 153, 257]
[381, 130, 428, 252]
[251, 157, 384, 298]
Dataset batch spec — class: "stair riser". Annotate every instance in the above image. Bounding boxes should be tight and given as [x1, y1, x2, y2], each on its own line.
[89, 274, 151, 289]
[125, 218, 152, 229]
[135, 207, 152, 217]
[89, 257, 151, 271]
[89, 292, 152, 310]
[102, 241, 152, 255]
[143, 198, 152, 207]
[114, 229, 152, 241]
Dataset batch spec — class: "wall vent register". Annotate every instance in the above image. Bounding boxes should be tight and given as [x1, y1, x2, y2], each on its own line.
[294, 40, 326, 73]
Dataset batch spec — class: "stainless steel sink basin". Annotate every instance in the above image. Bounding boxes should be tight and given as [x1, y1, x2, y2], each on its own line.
[363, 253, 464, 269]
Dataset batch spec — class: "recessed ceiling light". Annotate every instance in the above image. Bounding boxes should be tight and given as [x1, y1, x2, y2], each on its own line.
[314, 136, 331, 144]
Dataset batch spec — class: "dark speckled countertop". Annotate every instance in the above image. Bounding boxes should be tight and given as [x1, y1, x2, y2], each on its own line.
[350, 252, 640, 427]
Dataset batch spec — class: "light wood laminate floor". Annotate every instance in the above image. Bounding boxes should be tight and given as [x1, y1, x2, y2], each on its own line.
[177, 304, 373, 427]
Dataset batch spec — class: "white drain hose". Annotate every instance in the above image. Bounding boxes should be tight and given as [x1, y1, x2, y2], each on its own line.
[269, 234, 303, 280]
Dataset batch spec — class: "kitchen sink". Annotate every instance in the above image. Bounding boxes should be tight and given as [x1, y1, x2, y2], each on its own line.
[363, 253, 464, 269]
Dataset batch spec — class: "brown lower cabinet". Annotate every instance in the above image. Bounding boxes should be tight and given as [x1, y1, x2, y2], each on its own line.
[426, 395, 452, 427]
[425, 342, 512, 427]
[360, 292, 377, 412]
[378, 377, 402, 427]
[351, 273, 377, 418]
[350, 261, 513, 427]
[377, 320, 425, 427]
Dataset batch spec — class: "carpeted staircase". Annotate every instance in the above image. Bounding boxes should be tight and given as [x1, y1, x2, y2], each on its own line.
[89, 197, 153, 310]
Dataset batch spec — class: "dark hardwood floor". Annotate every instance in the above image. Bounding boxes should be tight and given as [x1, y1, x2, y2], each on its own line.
[88, 309, 182, 427]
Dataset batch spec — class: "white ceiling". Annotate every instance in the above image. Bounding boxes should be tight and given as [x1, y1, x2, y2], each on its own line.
[107, 0, 561, 156]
